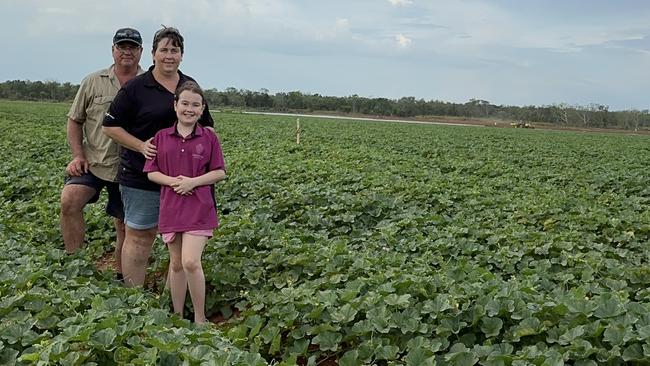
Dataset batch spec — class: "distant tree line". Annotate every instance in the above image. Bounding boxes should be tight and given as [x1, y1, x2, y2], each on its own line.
[2, 80, 649, 130]
[0, 80, 78, 102]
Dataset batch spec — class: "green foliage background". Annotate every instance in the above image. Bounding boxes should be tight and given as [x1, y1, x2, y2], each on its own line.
[2, 100, 650, 365]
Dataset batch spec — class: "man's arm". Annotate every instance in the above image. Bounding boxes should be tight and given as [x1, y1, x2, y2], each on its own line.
[102, 126, 157, 160]
[66, 118, 88, 176]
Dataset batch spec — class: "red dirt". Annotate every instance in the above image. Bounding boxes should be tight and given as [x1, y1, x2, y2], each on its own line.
[94, 250, 117, 272]
[283, 110, 650, 135]
[94, 250, 166, 292]
[208, 305, 242, 325]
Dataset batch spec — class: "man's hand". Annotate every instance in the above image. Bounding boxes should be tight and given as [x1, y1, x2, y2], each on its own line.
[65, 156, 89, 176]
[140, 137, 157, 160]
[170, 175, 196, 195]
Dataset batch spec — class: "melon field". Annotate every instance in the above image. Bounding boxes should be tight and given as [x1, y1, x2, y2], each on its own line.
[2, 99, 650, 365]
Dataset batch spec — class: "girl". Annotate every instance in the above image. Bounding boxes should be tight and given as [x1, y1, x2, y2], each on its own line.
[144, 81, 225, 323]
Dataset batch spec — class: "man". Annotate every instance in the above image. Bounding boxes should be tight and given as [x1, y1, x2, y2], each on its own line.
[60, 27, 144, 281]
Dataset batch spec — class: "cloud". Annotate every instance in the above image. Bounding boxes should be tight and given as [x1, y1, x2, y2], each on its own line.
[3, 0, 650, 110]
[387, 0, 413, 6]
[40, 7, 75, 15]
[395, 34, 412, 48]
[335, 18, 350, 31]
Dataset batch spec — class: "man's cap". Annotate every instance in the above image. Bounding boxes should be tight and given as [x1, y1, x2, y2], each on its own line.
[113, 28, 142, 46]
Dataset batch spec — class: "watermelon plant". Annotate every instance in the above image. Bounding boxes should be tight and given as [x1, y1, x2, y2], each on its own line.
[3, 100, 650, 365]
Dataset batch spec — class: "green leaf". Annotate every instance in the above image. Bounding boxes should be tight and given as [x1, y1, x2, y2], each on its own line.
[540, 351, 564, 366]
[260, 325, 280, 345]
[187, 345, 213, 361]
[270, 332, 282, 354]
[331, 304, 358, 323]
[60, 352, 82, 366]
[227, 324, 248, 341]
[566, 339, 594, 359]
[1, 348, 19, 365]
[114, 346, 135, 363]
[149, 309, 172, 325]
[512, 317, 541, 339]
[339, 350, 360, 366]
[574, 361, 597, 366]
[637, 324, 650, 340]
[0, 323, 30, 345]
[245, 315, 264, 338]
[350, 319, 374, 335]
[594, 296, 624, 319]
[49, 340, 69, 357]
[90, 328, 117, 349]
[393, 311, 421, 334]
[278, 354, 298, 366]
[374, 345, 400, 360]
[384, 294, 411, 307]
[405, 348, 436, 366]
[445, 344, 478, 366]
[603, 323, 627, 346]
[558, 325, 585, 345]
[407, 336, 430, 351]
[439, 316, 468, 335]
[311, 331, 341, 352]
[622, 343, 643, 361]
[480, 317, 503, 338]
[485, 300, 501, 317]
[422, 294, 452, 316]
[565, 298, 596, 315]
[288, 338, 309, 355]
[367, 306, 392, 333]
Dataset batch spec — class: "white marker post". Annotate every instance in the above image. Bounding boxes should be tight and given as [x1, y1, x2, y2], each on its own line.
[296, 118, 301, 145]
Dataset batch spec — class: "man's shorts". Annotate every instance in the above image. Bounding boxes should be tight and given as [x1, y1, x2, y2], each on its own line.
[65, 172, 124, 219]
[119, 185, 160, 230]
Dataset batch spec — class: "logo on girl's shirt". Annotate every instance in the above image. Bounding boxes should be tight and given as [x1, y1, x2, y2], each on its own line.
[193, 143, 205, 159]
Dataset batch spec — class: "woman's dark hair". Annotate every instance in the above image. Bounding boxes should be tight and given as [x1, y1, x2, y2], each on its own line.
[152, 26, 184, 54]
[175, 81, 205, 104]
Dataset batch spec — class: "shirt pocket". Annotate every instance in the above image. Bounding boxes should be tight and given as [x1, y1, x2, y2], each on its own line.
[87, 95, 114, 120]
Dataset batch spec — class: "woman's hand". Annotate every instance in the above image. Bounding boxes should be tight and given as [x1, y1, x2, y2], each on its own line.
[140, 137, 157, 160]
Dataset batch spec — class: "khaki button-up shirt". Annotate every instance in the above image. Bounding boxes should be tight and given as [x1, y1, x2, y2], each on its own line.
[67, 65, 144, 182]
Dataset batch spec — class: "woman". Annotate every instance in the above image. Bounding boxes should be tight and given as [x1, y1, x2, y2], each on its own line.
[103, 26, 214, 288]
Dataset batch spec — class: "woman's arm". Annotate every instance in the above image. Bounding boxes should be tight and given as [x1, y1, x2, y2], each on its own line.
[103, 126, 157, 160]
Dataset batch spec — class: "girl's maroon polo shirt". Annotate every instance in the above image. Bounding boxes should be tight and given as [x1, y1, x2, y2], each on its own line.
[143, 123, 225, 233]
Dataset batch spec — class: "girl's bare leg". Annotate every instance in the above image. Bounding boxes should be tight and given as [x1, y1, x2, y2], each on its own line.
[167, 235, 187, 317]
[181, 233, 208, 323]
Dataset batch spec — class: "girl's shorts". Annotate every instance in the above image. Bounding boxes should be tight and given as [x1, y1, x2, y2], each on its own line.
[162, 230, 213, 244]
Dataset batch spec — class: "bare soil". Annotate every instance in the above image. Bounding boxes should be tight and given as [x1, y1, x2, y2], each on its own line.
[262, 110, 650, 135]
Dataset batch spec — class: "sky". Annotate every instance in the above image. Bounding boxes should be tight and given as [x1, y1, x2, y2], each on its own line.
[1, 0, 649, 111]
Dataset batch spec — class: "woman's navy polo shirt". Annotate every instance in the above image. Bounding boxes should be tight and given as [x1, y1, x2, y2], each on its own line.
[103, 66, 214, 191]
